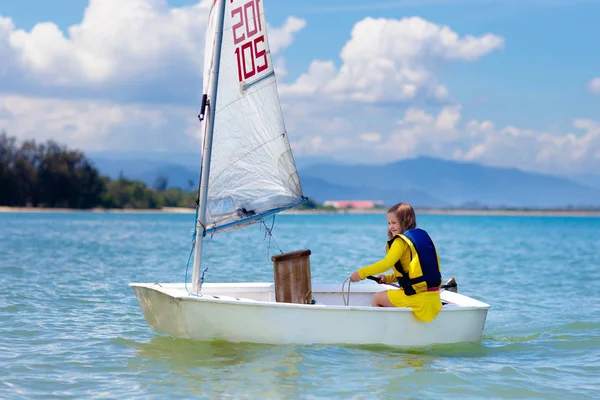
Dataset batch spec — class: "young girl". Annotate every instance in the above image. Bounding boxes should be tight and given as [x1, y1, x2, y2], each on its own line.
[349, 202, 443, 322]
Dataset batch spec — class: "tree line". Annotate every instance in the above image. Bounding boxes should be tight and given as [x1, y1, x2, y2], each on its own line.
[0, 132, 197, 209]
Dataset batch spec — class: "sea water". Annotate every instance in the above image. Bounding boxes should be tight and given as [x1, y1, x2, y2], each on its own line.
[1, 212, 599, 399]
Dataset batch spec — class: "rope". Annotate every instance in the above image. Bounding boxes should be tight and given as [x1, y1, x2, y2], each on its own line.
[261, 216, 283, 255]
[342, 276, 352, 306]
[199, 266, 209, 292]
[184, 206, 202, 297]
[184, 245, 200, 297]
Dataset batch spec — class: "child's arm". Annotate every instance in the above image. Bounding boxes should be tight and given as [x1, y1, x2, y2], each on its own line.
[357, 239, 408, 280]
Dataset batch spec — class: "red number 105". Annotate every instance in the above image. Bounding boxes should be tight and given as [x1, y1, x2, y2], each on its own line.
[234, 36, 267, 82]
[231, 0, 268, 82]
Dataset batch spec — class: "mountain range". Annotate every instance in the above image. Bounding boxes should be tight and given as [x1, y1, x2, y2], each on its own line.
[88, 151, 600, 208]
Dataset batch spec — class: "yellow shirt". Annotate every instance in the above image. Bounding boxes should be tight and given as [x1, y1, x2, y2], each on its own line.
[357, 238, 411, 284]
[357, 237, 443, 322]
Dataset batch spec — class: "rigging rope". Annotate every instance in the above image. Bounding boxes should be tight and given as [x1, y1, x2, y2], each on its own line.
[342, 276, 352, 306]
[184, 205, 203, 297]
[185, 210, 285, 296]
[261, 215, 283, 256]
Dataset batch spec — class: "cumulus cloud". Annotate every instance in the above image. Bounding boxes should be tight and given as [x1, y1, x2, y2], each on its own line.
[588, 77, 600, 94]
[268, 17, 307, 54]
[0, 93, 201, 152]
[360, 133, 382, 143]
[280, 17, 504, 103]
[1, 2, 597, 176]
[269, 17, 306, 79]
[0, 0, 306, 151]
[286, 103, 600, 174]
[382, 108, 600, 174]
[0, 0, 305, 103]
[3, 1, 209, 88]
[0, 17, 15, 71]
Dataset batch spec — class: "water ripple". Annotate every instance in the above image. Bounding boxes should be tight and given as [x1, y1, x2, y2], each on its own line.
[1, 212, 599, 399]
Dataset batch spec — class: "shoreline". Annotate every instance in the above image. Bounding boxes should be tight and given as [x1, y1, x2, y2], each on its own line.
[1, 206, 600, 217]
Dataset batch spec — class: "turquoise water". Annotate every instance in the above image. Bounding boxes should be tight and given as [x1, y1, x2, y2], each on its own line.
[1, 212, 599, 399]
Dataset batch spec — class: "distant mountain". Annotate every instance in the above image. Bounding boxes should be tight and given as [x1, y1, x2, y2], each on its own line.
[298, 156, 600, 208]
[89, 151, 342, 173]
[293, 156, 350, 170]
[138, 164, 199, 191]
[301, 176, 447, 208]
[88, 153, 600, 208]
[87, 150, 201, 168]
[564, 173, 600, 190]
[90, 157, 199, 190]
[89, 154, 343, 190]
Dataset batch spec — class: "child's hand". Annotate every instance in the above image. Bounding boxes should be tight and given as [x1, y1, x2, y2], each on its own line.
[376, 275, 387, 284]
[349, 271, 361, 282]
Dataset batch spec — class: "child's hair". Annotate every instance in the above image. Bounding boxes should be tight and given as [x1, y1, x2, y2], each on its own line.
[387, 202, 417, 239]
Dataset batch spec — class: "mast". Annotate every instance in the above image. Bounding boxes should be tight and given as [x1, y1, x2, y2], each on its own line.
[192, 0, 227, 293]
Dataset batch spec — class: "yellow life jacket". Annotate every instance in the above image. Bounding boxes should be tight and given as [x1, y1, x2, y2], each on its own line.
[387, 228, 442, 296]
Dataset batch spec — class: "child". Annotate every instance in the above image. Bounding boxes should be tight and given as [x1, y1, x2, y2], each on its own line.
[349, 202, 443, 322]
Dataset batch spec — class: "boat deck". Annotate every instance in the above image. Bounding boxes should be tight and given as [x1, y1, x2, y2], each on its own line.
[131, 282, 490, 310]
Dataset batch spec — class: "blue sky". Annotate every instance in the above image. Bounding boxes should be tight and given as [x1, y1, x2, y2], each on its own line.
[1, 0, 599, 175]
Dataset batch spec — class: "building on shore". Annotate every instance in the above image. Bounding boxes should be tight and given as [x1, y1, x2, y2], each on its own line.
[323, 200, 384, 209]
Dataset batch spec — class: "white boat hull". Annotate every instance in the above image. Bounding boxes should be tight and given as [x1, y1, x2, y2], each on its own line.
[130, 282, 490, 347]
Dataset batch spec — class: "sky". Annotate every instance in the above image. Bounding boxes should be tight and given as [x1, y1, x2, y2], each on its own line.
[0, 0, 599, 175]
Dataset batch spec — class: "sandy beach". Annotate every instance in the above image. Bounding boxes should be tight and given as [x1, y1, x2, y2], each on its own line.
[1, 206, 599, 217]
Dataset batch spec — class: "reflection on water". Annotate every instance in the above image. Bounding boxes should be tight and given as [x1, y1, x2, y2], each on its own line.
[123, 336, 316, 398]
[123, 335, 514, 398]
[128, 336, 271, 368]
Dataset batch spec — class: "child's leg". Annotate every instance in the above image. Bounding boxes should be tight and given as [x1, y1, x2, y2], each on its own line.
[371, 290, 394, 307]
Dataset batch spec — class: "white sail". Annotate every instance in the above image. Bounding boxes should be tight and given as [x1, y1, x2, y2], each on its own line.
[201, 0, 303, 233]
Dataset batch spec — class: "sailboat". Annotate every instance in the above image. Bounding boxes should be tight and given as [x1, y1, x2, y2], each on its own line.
[129, 0, 490, 347]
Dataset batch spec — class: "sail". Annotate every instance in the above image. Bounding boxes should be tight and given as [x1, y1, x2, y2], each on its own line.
[201, 0, 304, 234]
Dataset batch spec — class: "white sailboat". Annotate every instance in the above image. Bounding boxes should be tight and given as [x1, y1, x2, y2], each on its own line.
[129, 0, 490, 347]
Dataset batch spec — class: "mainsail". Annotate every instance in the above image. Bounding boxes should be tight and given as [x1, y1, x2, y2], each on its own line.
[200, 0, 304, 234]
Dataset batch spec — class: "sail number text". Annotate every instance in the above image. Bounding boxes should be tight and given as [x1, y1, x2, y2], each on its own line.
[231, 0, 268, 83]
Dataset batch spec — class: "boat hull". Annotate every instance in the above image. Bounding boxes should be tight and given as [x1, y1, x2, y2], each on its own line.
[130, 282, 489, 347]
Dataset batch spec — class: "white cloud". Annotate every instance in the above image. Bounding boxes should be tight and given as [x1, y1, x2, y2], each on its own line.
[285, 103, 600, 174]
[281, 16, 504, 103]
[0, 0, 306, 152]
[360, 133, 382, 143]
[0, 93, 199, 152]
[385, 107, 600, 173]
[1, 1, 597, 176]
[0, 0, 305, 102]
[588, 77, 600, 94]
[4, 0, 209, 87]
[0, 17, 15, 71]
[268, 17, 307, 54]
[383, 106, 463, 156]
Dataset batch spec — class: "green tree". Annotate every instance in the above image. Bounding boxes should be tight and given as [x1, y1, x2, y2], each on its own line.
[0, 132, 18, 206]
[0, 133, 258, 210]
[0, 134, 105, 208]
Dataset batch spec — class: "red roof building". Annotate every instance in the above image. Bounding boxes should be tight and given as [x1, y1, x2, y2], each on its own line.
[323, 200, 384, 209]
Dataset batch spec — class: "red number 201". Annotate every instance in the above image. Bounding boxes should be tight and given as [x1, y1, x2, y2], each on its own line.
[231, 0, 262, 45]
